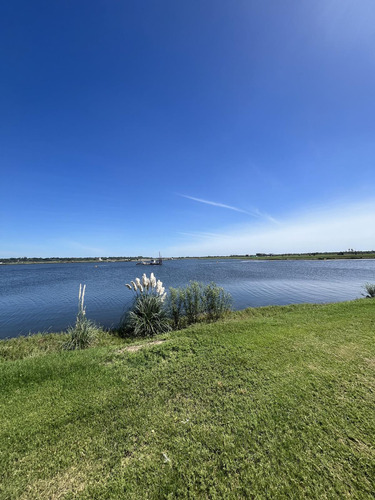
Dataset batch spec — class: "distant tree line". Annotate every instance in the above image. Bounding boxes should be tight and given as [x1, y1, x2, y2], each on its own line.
[228, 250, 375, 258]
[0, 256, 148, 263]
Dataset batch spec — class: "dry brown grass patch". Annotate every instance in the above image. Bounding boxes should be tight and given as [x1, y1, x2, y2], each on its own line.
[19, 464, 105, 500]
[119, 340, 166, 353]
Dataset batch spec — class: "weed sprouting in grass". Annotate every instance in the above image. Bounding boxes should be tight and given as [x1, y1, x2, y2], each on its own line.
[363, 282, 375, 298]
[63, 284, 98, 350]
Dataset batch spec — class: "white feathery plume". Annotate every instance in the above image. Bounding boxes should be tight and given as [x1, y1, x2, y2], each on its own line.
[82, 284, 86, 314]
[78, 283, 86, 315]
[126, 274, 164, 295]
[142, 273, 150, 288]
[156, 279, 163, 294]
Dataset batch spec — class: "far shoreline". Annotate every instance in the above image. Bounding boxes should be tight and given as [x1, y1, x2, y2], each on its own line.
[1, 251, 375, 266]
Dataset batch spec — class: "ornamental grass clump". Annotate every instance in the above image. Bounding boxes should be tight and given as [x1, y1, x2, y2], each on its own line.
[203, 282, 232, 321]
[167, 281, 232, 328]
[168, 287, 186, 329]
[121, 273, 170, 337]
[363, 282, 375, 298]
[183, 281, 204, 325]
[63, 284, 97, 350]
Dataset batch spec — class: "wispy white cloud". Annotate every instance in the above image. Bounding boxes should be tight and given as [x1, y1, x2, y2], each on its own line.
[178, 231, 229, 239]
[167, 199, 375, 257]
[252, 208, 279, 225]
[180, 194, 249, 214]
[179, 194, 278, 223]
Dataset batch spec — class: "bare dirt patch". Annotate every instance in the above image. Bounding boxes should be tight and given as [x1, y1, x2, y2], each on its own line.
[119, 340, 166, 353]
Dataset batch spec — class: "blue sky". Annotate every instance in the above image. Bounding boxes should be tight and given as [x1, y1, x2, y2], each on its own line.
[1, 0, 374, 257]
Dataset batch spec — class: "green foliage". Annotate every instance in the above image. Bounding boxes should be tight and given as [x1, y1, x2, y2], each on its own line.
[203, 282, 232, 321]
[63, 283, 97, 350]
[168, 287, 186, 329]
[0, 330, 123, 361]
[122, 274, 169, 337]
[2, 300, 375, 499]
[363, 282, 375, 298]
[167, 281, 232, 327]
[62, 316, 98, 350]
[0, 332, 68, 361]
[183, 281, 205, 324]
[122, 294, 171, 337]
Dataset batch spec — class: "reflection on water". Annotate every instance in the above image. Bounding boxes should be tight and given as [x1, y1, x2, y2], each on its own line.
[0, 259, 374, 339]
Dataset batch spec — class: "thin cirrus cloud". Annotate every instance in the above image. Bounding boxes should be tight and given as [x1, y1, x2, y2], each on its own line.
[167, 199, 375, 257]
[179, 194, 278, 223]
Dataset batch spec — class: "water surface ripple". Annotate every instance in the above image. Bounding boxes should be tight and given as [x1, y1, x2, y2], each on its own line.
[0, 259, 374, 339]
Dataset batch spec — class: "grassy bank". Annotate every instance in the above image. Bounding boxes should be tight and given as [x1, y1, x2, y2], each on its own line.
[1, 300, 374, 498]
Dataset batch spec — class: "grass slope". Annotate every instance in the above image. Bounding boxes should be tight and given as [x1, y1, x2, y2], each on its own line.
[1, 300, 374, 499]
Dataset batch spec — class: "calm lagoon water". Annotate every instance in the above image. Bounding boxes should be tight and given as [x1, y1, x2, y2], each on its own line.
[1, 258, 374, 339]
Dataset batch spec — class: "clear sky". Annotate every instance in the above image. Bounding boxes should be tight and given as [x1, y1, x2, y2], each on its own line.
[1, 0, 374, 257]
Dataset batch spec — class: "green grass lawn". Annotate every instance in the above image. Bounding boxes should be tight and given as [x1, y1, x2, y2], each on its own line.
[1, 300, 374, 499]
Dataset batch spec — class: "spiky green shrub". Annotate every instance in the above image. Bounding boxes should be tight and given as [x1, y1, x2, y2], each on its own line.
[63, 284, 97, 350]
[363, 282, 375, 298]
[123, 294, 171, 337]
[63, 317, 98, 351]
[121, 273, 170, 337]
[202, 282, 232, 321]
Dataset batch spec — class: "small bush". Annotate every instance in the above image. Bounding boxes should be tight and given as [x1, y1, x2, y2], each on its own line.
[184, 281, 204, 324]
[167, 281, 232, 328]
[168, 287, 186, 329]
[122, 294, 171, 337]
[121, 273, 170, 337]
[63, 284, 97, 350]
[363, 282, 375, 298]
[122, 276, 232, 335]
[63, 317, 98, 350]
[203, 282, 232, 321]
